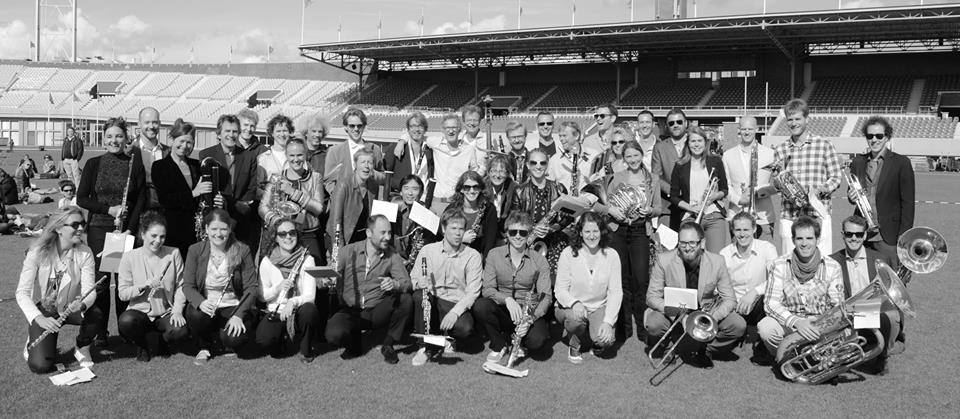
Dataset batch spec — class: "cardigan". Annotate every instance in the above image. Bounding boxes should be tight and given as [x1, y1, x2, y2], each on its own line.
[554, 246, 623, 326]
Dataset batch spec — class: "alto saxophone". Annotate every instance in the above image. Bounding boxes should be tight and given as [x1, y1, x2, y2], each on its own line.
[843, 162, 879, 232]
[504, 291, 544, 368]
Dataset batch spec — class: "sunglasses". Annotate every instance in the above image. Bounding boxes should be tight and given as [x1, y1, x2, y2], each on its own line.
[507, 229, 530, 237]
[842, 231, 866, 238]
[527, 161, 547, 166]
[865, 134, 885, 140]
[347, 124, 365, 129]
[61, 189, 75, 193]
[461, 184, 482, 192]
[593, 114, 611, 120]
[276, 230, 297, 238]
[63, 221, 87, 230]
[610, 140, 625, 145]
[537, 122, 554, 126]
[667, 120, 685, 126]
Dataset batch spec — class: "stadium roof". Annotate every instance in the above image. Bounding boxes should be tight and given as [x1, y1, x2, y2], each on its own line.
[300, 4, 960, 70]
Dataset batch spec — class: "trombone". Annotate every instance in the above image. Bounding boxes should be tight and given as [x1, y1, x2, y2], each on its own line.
[647, 301, 718, 371]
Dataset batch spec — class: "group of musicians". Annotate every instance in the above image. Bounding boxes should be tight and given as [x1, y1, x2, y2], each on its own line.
[16, 98, 916, 378]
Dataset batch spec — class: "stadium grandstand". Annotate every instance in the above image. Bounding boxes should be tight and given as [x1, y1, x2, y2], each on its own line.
[2, 3, 960, 163]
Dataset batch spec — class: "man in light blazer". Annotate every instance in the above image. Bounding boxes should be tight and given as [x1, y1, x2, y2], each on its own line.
[650, 108, 689, 226]
[645, 221, 745, 368]
[324, 107, 386, 198]
[722, 116, 778, 237]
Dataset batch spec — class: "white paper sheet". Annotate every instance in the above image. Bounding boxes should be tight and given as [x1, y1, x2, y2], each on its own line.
[370, 200, 399, 222]
[99, 232, 134, 273]
[656, 225, 679, 250]
[808, 190, 829, 219]
[664, 287, 699, 310]
[49, 367, 96, 386]
[852, 299, 882, 329]
[409, 202, 439, 234]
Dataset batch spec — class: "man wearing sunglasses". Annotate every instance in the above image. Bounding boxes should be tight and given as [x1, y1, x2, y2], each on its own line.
[583, 104, 618, 153]
[845, 116, 914, 271]
[324, 107, 386, 196]
[828, 215, 900, 374]
[531, 112, 558, 158]
[651, 107, 690, 226]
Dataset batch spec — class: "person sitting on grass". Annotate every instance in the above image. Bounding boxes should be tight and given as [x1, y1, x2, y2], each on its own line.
[0, 168, 18, 204]
[58, 180, 77, 209]
[38, 154, 59, 179]
[14, 157, 36, 197]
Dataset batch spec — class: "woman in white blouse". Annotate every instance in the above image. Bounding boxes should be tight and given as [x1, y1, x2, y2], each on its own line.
[16, 206, 101, 373]
[255, 219, 322, 362]
[116, 211, 189, 362]
[554, 212, 623, 364]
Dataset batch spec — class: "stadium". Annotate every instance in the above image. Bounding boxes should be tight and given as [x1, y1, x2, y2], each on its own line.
[1, 1, 960, 417]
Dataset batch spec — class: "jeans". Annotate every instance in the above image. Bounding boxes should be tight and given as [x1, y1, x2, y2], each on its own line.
[184, 304, 259, 351]
[412, 290, 474, 340]
[555, 305, 613, 350]
[117, 309, 189, 351]
[645, 308, 746, 354]
[609, 223, 650, 341]
[26, 303, 103, 374]
[62, 158, 81, 183]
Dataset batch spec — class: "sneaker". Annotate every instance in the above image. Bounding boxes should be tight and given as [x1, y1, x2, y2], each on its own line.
[683, 351, 714, 369]
[443, 340, 455, 354]
[194, 349, 211, 366]
[515, 347, 527, 360]
[486, 348, 506, 363]
[136, 348, 151, 363]
[591, 346, 607, 358]
[381, 345, 399, 365]
[411, 347, 429, 366]
[300, 354, 316, 364]
[74, 346, 94, 368]
[23, 339, 29, 362]
[567, 346, 584, 364]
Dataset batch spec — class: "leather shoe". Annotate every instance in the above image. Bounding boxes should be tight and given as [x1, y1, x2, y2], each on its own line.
[381, 345, 399, 364]
[683, 351, 714, 369]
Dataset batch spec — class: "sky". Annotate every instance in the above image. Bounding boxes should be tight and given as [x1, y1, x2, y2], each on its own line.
[0, 0, 947, 64]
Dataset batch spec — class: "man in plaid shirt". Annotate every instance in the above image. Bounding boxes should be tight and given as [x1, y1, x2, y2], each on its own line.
[772, 99, 843, 254]
[758, 216, 844, 357]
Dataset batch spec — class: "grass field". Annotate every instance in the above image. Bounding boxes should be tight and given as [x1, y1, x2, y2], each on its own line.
[1, 149, 958, 417]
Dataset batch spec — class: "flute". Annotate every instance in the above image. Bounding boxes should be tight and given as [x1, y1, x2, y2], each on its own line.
[28, 275, 108, 350]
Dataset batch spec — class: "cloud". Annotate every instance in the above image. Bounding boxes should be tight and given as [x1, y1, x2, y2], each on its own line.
[429, 14, 506, 35]
[0, 20, 31, 59]
[110, 15, 150, 35]
[230, 28, 292, 62]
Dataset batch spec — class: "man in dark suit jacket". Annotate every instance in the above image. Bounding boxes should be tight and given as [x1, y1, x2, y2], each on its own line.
[650, 108, 689, 226]
[830, 215, 900, 374]
[384, 112, 435, 207]
[847, 116, 915, 269]
[199, 115, 260, 251]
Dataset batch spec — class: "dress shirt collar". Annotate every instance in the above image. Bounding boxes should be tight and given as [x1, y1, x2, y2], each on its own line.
[733, 241, 759, 260]
[671, 135, 687, 147]
[139, 137, 160, 152]
[220, 143, 236, 156]
[440, 241, 465, 256]
[348, 139, 366, 153]
[789, 131, 813, 147]
[503, 246, 533, 262]
[844, 246, 866, 262]
[870, 147, 887, 162]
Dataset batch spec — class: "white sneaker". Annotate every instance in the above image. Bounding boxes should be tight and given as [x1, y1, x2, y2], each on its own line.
[486, 348, 506, 363]
[411, 347, 429, 366]
[568, 346, 584, 364]
[194, 349, 211, 366]
[23, 339, 29, 361]
[443, 341, 455, 354]
[74, 346, 94, 368]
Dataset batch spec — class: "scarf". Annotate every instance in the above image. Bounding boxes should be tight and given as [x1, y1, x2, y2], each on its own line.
[790, 248, 822, 284]
[269, 245, 305, 278]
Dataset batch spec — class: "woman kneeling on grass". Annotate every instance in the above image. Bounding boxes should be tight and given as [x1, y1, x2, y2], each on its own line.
[183, 208, 260, 365]
[116, 211, 189, 362]
[16, 206, 103, 373]
[255, 219, 322, 363]
[554, 212, 623, 364]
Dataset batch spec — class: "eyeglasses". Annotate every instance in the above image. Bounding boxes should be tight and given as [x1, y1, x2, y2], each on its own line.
[537, 122, 554, 126]
[527, 161, 547, 166]
[593, 114, 611, 120]
[865, 134, 885, 140]
[347, 124, 365, 129]
[461, 184, 482, 191]
[63, 221, 86, 230]
[276, 230, 297, 238]
[488, 170, 507, 176]
[667, 120, 685, 126]
[842, 231, 866, 238]
[507, 229, 530, 237]
[678, 240, 701, 247]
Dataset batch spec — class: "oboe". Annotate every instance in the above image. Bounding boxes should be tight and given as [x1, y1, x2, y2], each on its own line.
[114, 157, 134, 233]
[28, 276, 108, 350]
[421, 257, 431, 336]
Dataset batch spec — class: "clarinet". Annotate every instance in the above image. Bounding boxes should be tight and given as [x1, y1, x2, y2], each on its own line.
[330, 224, 341, 271]
[421, 257, 431, 336]
[114, 157, 134, 233]
[28, 276, 109, 350]
[269, 248, 307, 320]
[405, 227, 425, 272]
[570, 151, 581, 197]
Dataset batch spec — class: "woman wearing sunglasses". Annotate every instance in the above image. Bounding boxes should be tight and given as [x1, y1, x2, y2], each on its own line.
[511, 149, 570, 277]
[116, 211, 189, 362]
[590, 126, 632, 178]
[446, 170, 498, 258]
[17, 207, 102, 373]
[554, 212, 622, 363]
[255, 219, 322, 362]
[472, 210, 552, 364]
[484, 154, 519, 234]
[77, 116, 148, 345]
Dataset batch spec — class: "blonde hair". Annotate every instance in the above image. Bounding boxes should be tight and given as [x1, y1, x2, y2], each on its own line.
[30, 206, 84, 259]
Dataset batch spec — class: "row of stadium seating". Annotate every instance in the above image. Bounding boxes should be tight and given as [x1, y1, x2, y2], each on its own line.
[770, 114, 958, 139]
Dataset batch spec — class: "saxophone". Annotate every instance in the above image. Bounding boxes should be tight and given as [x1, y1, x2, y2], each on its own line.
[114, 156, 134, 233]
[504, 291, 544, 368]
[405, 227, 425, 272]
[268, 248, 307, 321]
[843, 161, 879, 232]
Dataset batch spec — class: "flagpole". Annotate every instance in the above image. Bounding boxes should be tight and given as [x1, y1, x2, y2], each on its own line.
[468, 3, 472, 32]
[517, 0, 521, 29]
[338, 16, 343, 42]
[300, 0, 306, 45]
[572, 0, 576, 26]
[419, 9, 424, 36]
[378, 11, 382, 39]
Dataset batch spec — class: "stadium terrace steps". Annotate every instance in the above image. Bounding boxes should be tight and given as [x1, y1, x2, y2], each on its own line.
[9, 67, 58, 90]
[920, 75, 960, 108]
[619, 79, 712, 108]
[807, 76, 913, 110]
[0, 65, 23, 91]
[188, 75, 231, 99]
[159, 74, 204, 98]
[771, 115, 847, 137]
[707, 79, 791, 108]
[41, 69, 92, 92]
[135, 73, 179, 96]
[356, 79, 433, 109]
[535, 82, 618, 109]
[851, 115, 959, 139]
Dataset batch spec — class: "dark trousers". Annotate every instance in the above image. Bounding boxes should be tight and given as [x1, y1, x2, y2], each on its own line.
[471, 297, 549, 352]
[325, 293, 412, 350]
[610, 223, 651, 341]
[302, 229, 327, 266]
[235, 203, 261, 256]
[412, 290, 474, 340]
[116, 309, 189, 351]
[26, 303, 103, 374]
[743, 298, 766, 327]
[184, 304, 259, 351]
[255, 302, 322, 356]
[87, 224, 129, 340]
[645, 309, 746, 354]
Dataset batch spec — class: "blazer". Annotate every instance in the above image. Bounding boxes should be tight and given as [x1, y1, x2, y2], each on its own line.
[383, 140, 436, 207]
[647, 249, 736, 321]
[669, 155, 729, 231]
[17, 245, 97, 324]
[77, 152, 148, 233]
[323, 139, 385, 196]
[182, 240, 259, 319]
[198, 144, 259, 207]
[650, 136, 689, 211]
[152, 155, 200, 215]
[721, 144, 776, 224]
[328, 175, 377, 246]
[848, 150, 915, 246]
[829, 248, 897, 299]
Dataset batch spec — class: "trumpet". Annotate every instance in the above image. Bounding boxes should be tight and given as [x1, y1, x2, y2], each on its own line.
[776, 227, 946, 385]
[693, 167, 718, 224]
[843, 161, 878, 232]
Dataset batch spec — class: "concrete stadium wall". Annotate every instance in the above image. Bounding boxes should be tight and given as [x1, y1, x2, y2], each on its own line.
[0, 59, 356, 82]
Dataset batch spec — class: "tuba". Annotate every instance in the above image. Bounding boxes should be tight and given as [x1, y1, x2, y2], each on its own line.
[843, 161, 878, 233]
[776, 227, 946, 385]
